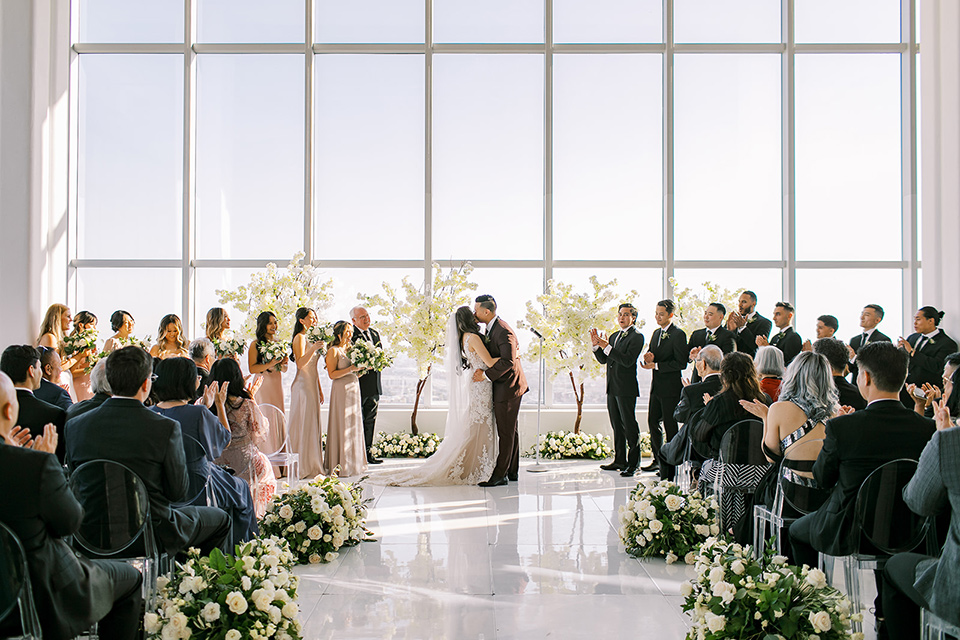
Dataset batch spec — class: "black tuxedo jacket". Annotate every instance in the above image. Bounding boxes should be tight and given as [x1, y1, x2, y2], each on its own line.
[906, 331, 959, 389]
[351, 326, 383, 397]
[66, 392, 111, 421]
[833, 375, 866, 411]
[673, 374, 723, 424]
[848, 330, 891, 381]
[687, 326, 736, 382]
[804, 399, 935, 556]
[0, 445, 114, 639]
[483, 317, 528, 402]
[65, 397, 195, 554]
[770, 326, 803, 366]
[735, 313, 773, 356]
[16, 388, 67, 463]
[648, 324, 688, 392]
[36, 377, 72, 411]
[593, 326, 644, 398]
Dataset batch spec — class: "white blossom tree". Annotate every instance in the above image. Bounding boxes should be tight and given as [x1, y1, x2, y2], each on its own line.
[520, 277, 642, 433]
[668, 277, 744, 338]
[358, 263, 477, 435]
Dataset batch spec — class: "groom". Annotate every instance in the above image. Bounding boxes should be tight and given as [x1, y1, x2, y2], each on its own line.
[473, 294, 528, 487]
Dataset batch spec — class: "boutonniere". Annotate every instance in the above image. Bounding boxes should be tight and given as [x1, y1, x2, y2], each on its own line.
[706, 332, 716, 343]
[747, 316, 755, 324]
[928, 338, 936, 346]
[659, 330, 669, 340]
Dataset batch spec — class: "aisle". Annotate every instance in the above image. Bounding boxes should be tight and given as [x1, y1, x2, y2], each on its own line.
[292, 459, 693, 639]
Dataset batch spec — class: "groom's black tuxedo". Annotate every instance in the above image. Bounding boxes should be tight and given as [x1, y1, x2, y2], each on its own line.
[686, 326, 735, 382]
[483, 317, 528, 482]
[901, 330, 960, 408]
[734, 312, 773, 357]
[847, 329, 890, 382]
[647, 324, 688, 474]
[352, 326, 383, 454]
[594, 325, 644, 468]
[770, 326, 803, 366]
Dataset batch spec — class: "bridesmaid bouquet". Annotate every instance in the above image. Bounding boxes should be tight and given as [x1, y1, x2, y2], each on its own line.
[61, 329, 99, 358]
[305, 323, 335, 345]
[214, 334, 246, 359]
[84, 350, 108, 374]
[618, 479, 718, 563]
[258, 341, 289, 372]
[348, 339, 393, 372]
[117, 335, 151, 351]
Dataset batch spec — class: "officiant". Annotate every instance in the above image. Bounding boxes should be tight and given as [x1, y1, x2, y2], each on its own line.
[351, 306, 385, 464]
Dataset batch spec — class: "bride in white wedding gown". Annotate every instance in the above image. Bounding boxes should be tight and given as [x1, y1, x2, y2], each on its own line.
[368, 306, 499, 486]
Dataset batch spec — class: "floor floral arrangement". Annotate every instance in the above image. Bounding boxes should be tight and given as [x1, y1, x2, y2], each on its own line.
[529, 430, 613, 460]
[370, 431, 442, 458]
[259, 475, 373, 564]
[618, 479, 719, 563]
[144, 537, 301, 640]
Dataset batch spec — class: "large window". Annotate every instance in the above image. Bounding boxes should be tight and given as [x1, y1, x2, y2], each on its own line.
[69, 0, 919, 407]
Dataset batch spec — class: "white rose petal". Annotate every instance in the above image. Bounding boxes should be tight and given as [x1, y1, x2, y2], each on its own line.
[225, 591, 248, 615]
[201, 602, 221, 622]
[225, 631, 241, 640]
[809, 611, 832, 633]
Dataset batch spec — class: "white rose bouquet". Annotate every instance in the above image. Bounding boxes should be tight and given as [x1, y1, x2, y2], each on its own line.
[259, 475, 373, 565]
[348, 339, 393, 372]
[530, 430, 613, 460]
[370, 431, 442, 458]
[213, 333, 246, 359]
[639, 432, 652, 457]
[61, 329, 99, 358]
[144, 536, 302, 640]
[117, 335, 152, 352]
[618, 479, 719, 562]
[305, 323, 335, 346]
[257, 341, 289, 372]
[681, 537, 860, 640]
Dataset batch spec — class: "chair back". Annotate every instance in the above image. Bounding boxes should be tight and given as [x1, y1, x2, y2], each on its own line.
[854, 458, 928, 555]
[259, 403, 288, 456]
[779, 438, 829, 515]
[0, 522, 42, 639]
[68, 459, 154, 558]
[177, 434, 213, 508]
[718, 419, 766, 466]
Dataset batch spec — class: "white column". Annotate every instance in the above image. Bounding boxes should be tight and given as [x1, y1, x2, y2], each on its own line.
[920, 0, 960, 336]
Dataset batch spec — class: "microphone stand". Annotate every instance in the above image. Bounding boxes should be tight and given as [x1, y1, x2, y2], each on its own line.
[527, 327, 548, 473]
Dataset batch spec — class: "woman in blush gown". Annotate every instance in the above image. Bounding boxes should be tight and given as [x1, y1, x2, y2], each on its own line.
[37, 303, 88, 394]
[150, 314, 189, 360]
[248, 311, 288, 413]
[323, 320, 367, 478]
[205, 307, 241, 363]
[288, 307, 326, 478]
[102, 310, 136, 353]
[67, 311, 98, 401]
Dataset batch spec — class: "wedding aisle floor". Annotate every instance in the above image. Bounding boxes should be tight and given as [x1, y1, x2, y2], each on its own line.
[291, 459, 695, 639]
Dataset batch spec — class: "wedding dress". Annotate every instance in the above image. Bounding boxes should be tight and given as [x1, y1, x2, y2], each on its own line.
[368, 316, 496, 486]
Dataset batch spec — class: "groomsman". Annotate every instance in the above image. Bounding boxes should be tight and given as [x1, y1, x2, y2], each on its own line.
[640, 300, 688, 475]
[801, 315, 839, 353]
[351, 306, 383, 464]
[686, 302, 735, 382]
[758, 302, 803, 366]
[592, 303, 645, 475]
[898, 306, 959, 408]
[846, 304, 890, 382]
[726, 290, 773, 357]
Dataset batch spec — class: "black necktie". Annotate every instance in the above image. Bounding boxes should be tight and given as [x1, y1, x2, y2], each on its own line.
[915, 335, 928, 353]
[861, 333, 868, 348]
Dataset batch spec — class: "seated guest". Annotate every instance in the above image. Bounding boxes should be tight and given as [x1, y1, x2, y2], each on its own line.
[687, 303, 735, 383]
[802, 314, 840, 352]
[35, 346, 72, 410]
[814, 337, 867, 410]
[0, 371, 143, 640]
[899, 306, 959, 408]
[0, 345, 66, 463]
[789, 342, 935, 597]
[65, 346, 230, 556]
[880, 401, 960, 640]
[847, 304, 891, 382]
[66, 360, 111, 420]
[754, 345, 785, 401]
[906, 351, 960, 418]
[727, 290, 773, 358]
[758, 302, 803, 366]
[151, 357, 258, 547]
[189, 337, 216, 399]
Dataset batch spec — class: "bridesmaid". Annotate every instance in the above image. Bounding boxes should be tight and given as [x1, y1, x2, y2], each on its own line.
[37, 304, 87, 392]
[67, 311, 98, 401]
[324, 320, 367, 478]
[248, 311, 288, 412]
[103, 310, 135, 353]
[150, 313, 189, 360]
[205, 307, 239, 362]
[288, 307, 326, 478]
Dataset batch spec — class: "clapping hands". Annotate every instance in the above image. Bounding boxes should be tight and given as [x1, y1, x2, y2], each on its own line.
[739, 399, 768, 420]
[933, 399, 955, 431]
[5, 424, 58, 454]
[726, 312, 746, 331]
[756, 335, 769, 347]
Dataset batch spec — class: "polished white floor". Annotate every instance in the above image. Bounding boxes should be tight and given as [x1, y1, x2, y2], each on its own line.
[292, 459, 695, 639]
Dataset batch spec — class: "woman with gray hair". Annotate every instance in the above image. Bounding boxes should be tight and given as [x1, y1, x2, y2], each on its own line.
[65, 359, 112, 420]
[754, 345, 785, 401]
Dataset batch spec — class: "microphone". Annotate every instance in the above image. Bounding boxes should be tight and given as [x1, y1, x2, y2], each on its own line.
[529, 327, 543, 339]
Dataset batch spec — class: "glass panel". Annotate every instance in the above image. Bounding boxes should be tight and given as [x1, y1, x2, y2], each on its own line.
[197, 0, 304, 43]
[314, 55, 424, 259]
[795, 270, 903, 346]
[196, 55, 305, 260]
[796, 0, 901, 44]
[315, 0, 424, 43]
[674, 0, 780, 43]
[76, 269, 183, 344]
[553, 0, 661, 44]
[672, 269, 783, 322]
[78, 0, 183, 43]
[432, 55, 543, 259]
[78, 55, 183, 260]
[674, 55, 782, 260]
[549, 268, 663, 405]
[553, 54, 662, 260]
[193, 267, 264, 340]
[434, 0, 543, 43]
[795, 54, 901, 261]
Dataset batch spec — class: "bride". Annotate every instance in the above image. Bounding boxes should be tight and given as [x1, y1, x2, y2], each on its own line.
[368, 306, 499, 486]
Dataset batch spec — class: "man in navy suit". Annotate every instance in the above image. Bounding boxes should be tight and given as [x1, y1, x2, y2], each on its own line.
[640, 300, 688, 475]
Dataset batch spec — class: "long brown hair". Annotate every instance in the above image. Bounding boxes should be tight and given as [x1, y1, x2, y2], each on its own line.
[156, 314, 188, 351]
[37, 304, 69, 347]
[720, 352, 766, 402]
[205, 307, 229, 341]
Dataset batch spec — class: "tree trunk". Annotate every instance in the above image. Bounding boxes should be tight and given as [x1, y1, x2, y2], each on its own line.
[569, 371, 584, 434]
[410, 364, 432, 436]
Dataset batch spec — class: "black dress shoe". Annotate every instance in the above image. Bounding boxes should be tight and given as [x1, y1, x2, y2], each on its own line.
[640, 461, 659, 472]
[600, 462, 626, 471]
[508, 474, 518, 482]
[478, 477, 508, 487]
[620, 467, 637, 477]
[367, 456, 383, 464]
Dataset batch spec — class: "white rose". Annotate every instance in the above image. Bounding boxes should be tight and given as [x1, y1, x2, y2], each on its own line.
[809, 611, 832, 633]
[666, 552, 678, 565]
[225, 631, 241, 640]
[712, 581, 737, 604]
[731, 559, 745, 575]
[169, 612, 189, 634]
[325, 552, 338, 562]
[307, 525, 323, 540]
[225, 591, 248, 614]
[156, 576, 170, 590]
[684, 552, 696, 565]
[708, 566, 726, 585]
[279, 505, 294, 520]
[644, 505, 658, 519]
[705, 612, 726, 633]
[242, 556, 256, 572]
[269, 606, 282, 624]
[161, 625, 179, 640]
[282, 602, 299, 619]
[664, 494, 684, 511]
[294, 521, 306, 533]
[648, 520, 663, 533]
[201, 602, 221, 622]
[144, 613, 162, 634]
[710, 524, 720, 535]
[241, 576, 252, 591]
[679, 582, 694, 597]
[805, 568, 827, 590]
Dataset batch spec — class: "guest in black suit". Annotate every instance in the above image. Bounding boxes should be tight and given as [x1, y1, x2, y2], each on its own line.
[814, 338, 866, 411]
[65, 346, 230, 557]
[591, 303, 645, 475]
[846, 304, 891, 382]
[66, 359, 111, 421]
[789, 342, 936, 571]
[0, 371, 143, 640]
[687, 302, 735, 383]
[726, 290, 773, 357]
[188, 337, 215, 399]
[640, 300, 688, 474]
[0, 345, 67, 463]
[35, 347, 72, 410]
[351, 306, 384, 464]
[758, 302, 803, 366]
[898, 306, 959, 408]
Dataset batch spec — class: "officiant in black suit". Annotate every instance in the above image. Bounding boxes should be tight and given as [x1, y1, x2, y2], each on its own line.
[351, 306, 384, 464]
[686, 302, 735, 383]
[0, 345, 67, 463]
[758, 302, 803, 366]
[898, 306, 959, 408]
[640, 300, 688, 475]
[846, 304, 891, 382]
[726, 290, 772, 357]
[592, 303, 645, 475]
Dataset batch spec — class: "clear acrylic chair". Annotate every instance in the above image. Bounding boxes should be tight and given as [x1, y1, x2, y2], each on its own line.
[922, 608, 960, 640]
[0, 521, 42, 639]
[259, 402, 299, 483]
[711, 419, 768, 532]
